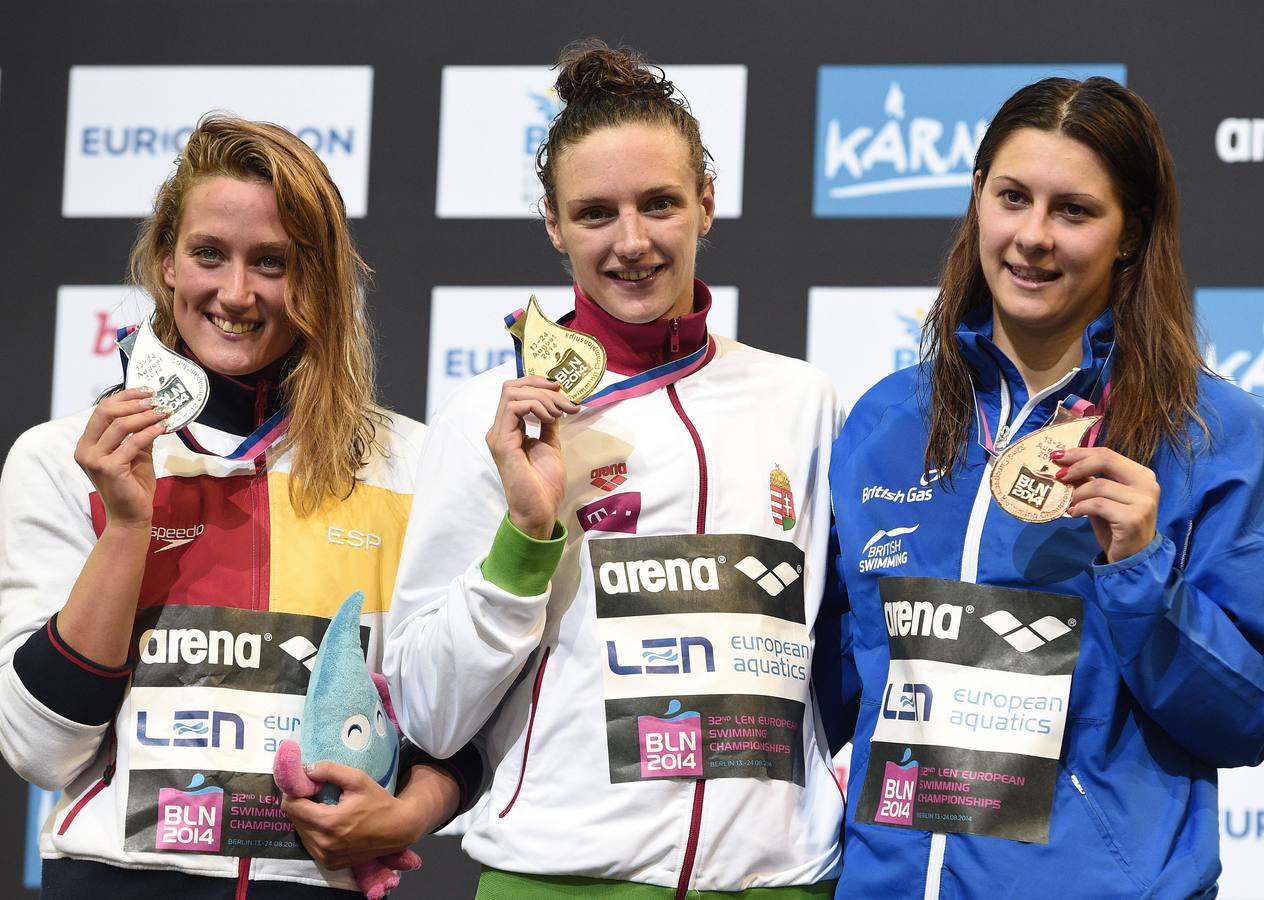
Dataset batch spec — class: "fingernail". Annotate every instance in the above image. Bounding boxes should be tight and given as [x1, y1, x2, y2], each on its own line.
[1067, 505, 1077, 515]
[302, 763, 314, 775]
[1055, 468, 1069, 480]
[1050, 449, 1064, 460]
[141, 397, 157, 408]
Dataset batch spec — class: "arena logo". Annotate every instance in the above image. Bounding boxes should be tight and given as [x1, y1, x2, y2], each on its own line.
[63, 66, 373, 217]
[813, 64, 1126, 217]
[807, 287, 934, 413]
[1196, 288, 1264, 401]
[435, 65, 747, 218]
[1216, 118, 1264, 163]
[427, 286, 740, 417]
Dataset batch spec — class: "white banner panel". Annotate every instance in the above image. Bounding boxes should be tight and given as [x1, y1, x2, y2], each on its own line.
[426, 286, 738, 418]
[63, 66, 373, 217]
[436, 65, 746, 219]
[52, 286, 154, 418]
[1219, 765, 1264, 899]
[807, 287, 935, 414]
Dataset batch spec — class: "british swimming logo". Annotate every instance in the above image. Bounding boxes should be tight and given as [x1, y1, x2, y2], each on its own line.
[813, 65, 1126, 217]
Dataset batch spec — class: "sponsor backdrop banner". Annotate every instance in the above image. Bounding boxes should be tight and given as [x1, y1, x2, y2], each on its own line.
[2, 3, 1263, 899]
[63, 66, 373, 218]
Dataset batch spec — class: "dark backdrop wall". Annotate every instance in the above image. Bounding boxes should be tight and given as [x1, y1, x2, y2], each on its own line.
[1, 2, 1262, 897]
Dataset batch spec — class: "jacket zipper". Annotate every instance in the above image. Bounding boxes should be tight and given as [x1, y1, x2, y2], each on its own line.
[925, 367, 1081, 900]
[56, 724, 117, 836]
[498, 646, 552, 818]
[666, 381, 708, 898]
[251, 382, 271, 612]
[235, 857, 250, 899]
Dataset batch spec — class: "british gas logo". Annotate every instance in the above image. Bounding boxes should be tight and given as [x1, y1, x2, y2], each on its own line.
[813, 65, 1126, 217]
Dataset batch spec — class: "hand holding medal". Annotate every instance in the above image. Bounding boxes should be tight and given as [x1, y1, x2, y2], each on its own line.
[487, 298, 593, 539]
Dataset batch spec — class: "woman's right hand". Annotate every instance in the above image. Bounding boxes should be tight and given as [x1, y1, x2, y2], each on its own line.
[74, 387, 170, 530]
[485, 376, 580, 539]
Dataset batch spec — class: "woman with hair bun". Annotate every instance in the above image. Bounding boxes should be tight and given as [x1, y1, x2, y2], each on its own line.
[823, 76, 1264, 898]
[0, 115, 473, 897]
[386, 41, 844, 898]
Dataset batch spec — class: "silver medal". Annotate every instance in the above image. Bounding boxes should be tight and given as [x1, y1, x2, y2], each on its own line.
[121, 318, 210, 433]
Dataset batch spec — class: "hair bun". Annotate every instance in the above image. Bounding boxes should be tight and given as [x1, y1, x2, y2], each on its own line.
[554, 39, 675, 107]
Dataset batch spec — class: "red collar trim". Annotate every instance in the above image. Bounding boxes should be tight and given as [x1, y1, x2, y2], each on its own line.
[568, 280, 712, 375]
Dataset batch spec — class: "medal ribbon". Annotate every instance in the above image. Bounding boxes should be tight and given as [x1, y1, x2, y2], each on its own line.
[116, 325, 291, 463]
[504, 308, 715, 409]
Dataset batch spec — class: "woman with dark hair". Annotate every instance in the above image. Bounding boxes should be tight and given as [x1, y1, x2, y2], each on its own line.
[824, 76, 1264, 898]
[0, 116, 469, 897]
[386, 41, 844, 898]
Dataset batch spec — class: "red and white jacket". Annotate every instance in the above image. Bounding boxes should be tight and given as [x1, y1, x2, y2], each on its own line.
[385, 283, 845, 892]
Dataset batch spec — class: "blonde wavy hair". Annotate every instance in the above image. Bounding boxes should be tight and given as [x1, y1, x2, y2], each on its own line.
[128, 114, 384, 515]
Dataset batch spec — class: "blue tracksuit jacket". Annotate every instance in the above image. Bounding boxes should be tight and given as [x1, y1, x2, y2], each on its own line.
[822, 309, 1264, 899]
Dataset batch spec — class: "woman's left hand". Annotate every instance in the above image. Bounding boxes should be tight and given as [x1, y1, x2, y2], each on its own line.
[1053, 446, 1160, 563]
[281, 761, 443, 870]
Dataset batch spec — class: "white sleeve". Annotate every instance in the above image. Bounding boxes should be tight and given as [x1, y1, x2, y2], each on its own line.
[0, 419, 112, 788]
[383, 403, 551, 758]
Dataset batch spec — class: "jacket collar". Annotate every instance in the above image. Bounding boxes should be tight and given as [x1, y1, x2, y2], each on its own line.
[181, 344, 289, 436]
[567, 279, 711, 376]
[954, 306, 1115, 410]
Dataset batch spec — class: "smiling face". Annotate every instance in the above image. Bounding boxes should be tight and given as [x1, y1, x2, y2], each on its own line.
[162, 176, 297, 376]
[976, 128, 1134, 348]
[544, 123, 715, 324]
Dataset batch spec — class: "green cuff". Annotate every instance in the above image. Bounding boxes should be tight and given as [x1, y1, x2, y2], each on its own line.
[480, 515, 566, 597]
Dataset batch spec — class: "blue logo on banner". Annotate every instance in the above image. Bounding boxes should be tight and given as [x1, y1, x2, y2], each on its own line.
[813, 65, 1126, 217]
[25, 785, 59, 889]
[1197, 288, 1264, 402]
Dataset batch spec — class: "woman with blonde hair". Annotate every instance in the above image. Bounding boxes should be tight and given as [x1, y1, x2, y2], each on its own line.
[0, 115, 468, 897]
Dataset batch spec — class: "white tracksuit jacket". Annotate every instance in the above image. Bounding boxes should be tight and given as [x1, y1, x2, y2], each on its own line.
[385, 296, 845, 892]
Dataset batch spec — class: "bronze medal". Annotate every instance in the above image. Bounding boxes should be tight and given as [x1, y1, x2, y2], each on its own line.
[989, 407, 1102, 524]
[505, 296, 607, 403]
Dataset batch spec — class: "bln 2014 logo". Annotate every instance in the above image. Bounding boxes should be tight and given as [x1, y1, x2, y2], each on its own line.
[156, 773, 224, 852]
[874, 748, 919, 826]
[1197, 288, 1264, 403]
[813, 65, 1126, 217]
[638, 699, 703, 778]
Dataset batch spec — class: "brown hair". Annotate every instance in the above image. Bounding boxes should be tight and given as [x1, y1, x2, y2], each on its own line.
[536, 38, 712, 211]
[128, 114, 384, 515]
[922, 76, 1205, 479]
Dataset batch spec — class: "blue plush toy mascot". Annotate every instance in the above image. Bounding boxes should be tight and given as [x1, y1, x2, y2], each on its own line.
[273, 592, 421, 898]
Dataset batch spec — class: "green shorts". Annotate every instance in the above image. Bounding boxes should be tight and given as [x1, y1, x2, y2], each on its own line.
[475, 868, 838, 899]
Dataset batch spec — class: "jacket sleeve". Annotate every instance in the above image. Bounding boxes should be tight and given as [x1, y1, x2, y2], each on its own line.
[0, 420, 126, 789]
[1091, 407, 1264, 768]
[813, 517, 861, 756]
[383, 401, 563, 758]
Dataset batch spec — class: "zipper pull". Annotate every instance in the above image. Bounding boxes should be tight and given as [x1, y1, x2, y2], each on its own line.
[669, 318, 680, 355]
[1069, 772, 1086, 795]
[995, 424, 1010, 450]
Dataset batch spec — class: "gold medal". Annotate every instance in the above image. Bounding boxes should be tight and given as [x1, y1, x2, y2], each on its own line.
[989, 407, 1102, 524]
[506, 296, 607, 403]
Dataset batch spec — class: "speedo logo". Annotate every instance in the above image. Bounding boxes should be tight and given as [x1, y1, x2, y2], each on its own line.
[733, 556, 801, 597]
[152, 523, 204, 553]
[884, 599, 963, 640]
[980, 610, 1073, 653]
[591, 462, 629, 492]
[138, 627, 264, 669]
[598, 556, 719, 594]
